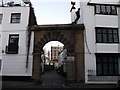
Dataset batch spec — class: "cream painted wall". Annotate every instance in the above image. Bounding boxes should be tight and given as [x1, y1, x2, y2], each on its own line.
[79, 0, 120, 83]
[0, 6, 34, 76]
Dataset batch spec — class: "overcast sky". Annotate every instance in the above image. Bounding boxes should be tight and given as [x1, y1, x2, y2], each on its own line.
[30, 0, 80, 25]
[1, 0, 119, 24]
[0, 0, 80, 24]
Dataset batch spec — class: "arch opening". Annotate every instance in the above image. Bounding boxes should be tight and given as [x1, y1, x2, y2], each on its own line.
[41, 41, 67, 77]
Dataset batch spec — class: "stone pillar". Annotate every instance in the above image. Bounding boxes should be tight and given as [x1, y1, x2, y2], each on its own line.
[74, 30, 85, 83]
[66, 54, 75, 82]
[32, 53, 42, 82]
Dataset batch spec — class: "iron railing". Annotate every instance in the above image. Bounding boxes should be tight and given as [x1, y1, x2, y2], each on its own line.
[87, 70, 120, 82]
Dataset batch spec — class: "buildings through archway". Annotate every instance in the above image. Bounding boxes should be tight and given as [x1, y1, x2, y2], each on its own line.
[42, 41, 64, 72]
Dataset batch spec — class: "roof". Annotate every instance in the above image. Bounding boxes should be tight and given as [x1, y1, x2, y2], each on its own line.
[86, 0, 120, 6]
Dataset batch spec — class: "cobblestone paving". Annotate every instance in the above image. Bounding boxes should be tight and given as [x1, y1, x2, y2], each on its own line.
[2, 70, 119, 90]
[2, 70, 66, 89]
[41, 70, 65, 88]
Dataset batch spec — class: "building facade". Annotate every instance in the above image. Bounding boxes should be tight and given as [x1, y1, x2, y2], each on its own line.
[58, 48, 67, 73]
[0, 1, 37, 76]
[51, 46, 63, 68]
[77, 0, 120, 84]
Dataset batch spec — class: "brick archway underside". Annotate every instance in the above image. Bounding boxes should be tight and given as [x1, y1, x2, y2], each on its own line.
[31, 24, 85, 82]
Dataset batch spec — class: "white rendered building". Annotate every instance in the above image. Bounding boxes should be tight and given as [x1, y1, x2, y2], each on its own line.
[76, 0, 120, 84]
[0, 1, 37, 76]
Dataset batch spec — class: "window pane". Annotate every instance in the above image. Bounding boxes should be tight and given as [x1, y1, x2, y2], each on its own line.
[11, 13, 21, 23]
[113, 29, 119, 42]
[108, 29, 113, 42]
[103, 29, 108, 42]
[97, 57, 102, 63]
[106, 6, 111, 14]
[115, 64, 118, 75]
[109, 63, 114, 75]
[113, 34, 118, 42]
[97, 29, 102, 33]
[113, 29, 118, 34]
[97, 63, 102, 75]
[103, 57, 107, 62]
[96, 5, 100, 13]
[118, 58, 120, 75]
[97, 34, 102, 42]
[96, 29, 102, 42]
[0, 14, 3, 24]
[111, 6, 117, 14]
[16, 19, 20, 23]
[103, 63, 108, 75]
[101, 5, 106, 14]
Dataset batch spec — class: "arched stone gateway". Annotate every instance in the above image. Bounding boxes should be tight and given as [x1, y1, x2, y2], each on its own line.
[31, 24, 85, 83]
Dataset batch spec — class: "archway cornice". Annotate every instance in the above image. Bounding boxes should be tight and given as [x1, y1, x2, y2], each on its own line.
[31, 24, 84, 31]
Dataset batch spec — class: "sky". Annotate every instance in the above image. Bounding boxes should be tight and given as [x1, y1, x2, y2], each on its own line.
[0, 0, 80, 25]
[30, 0, 80, 25]
[43, 41, 64, 51]
[1, 0, 119, 24]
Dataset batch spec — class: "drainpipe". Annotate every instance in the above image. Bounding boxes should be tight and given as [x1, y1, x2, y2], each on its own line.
[26, 26, 32, 72]
[25, 3, 37, 72]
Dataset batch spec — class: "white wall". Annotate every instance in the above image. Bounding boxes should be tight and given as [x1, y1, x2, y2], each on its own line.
[0, 7, 30, 31]
[0, 8, 2, 75]
[0, 34, 2, 75]
[79, 0, 120, 83]
[118, 4, 120, 52]
[0, 6, 33, 76]
[0, 34, 2, 59]
[95, 15, 118, 27]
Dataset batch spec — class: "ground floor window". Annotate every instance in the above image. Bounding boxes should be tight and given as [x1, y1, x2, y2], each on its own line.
[6, 34, 19, 54]
[96, 53, 120, 76]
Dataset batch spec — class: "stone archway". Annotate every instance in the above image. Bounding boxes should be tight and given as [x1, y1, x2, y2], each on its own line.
[31, 24, 85, 83]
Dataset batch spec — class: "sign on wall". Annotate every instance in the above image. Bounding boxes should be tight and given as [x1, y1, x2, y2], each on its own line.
[67, 56, 74, 61]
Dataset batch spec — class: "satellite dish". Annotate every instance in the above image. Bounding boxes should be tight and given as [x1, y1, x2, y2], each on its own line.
[22, 0, 30, 4]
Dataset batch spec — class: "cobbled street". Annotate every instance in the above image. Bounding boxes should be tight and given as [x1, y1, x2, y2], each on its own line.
[2, 70, 69, 89]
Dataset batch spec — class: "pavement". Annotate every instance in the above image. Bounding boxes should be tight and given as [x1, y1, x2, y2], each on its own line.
[2, 70, 68, 89]
[1, 70, 120, 90]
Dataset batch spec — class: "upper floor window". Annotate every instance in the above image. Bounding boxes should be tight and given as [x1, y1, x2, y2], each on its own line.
[0, 14, 3, 24]
[96, 27, 119, 43]
[11, 13, 21, 23]
[95, 5, 117, 15]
